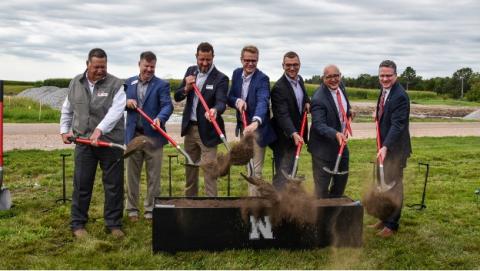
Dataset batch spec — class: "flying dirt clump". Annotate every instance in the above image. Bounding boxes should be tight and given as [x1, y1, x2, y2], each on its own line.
[200, 133, 256, 178]
[362, 184, 401, 221]
[240, 173, 317, 226]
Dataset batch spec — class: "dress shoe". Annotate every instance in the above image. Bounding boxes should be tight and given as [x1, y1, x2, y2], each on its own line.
[144, 212, 153, 221]
[377, 227, 396, 238]
[128, 215, 139, 222]
[367, 221, 384, 230]
[72, 228, 88, 238]
[110, 228, 125, 238]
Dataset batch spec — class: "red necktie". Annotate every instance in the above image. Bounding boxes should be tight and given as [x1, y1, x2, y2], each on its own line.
[336, 89, 352, 136]
[336, 89, 347, 123]
[378, 90, 386, 119]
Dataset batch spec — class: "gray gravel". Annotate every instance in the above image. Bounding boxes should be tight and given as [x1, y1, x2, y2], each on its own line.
[17, 86, 68, 110]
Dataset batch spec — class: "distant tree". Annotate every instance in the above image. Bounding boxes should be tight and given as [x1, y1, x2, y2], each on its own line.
[400, 66, 416, 91]
[452, 67, 473, 98]
[305, 75, 322, 84]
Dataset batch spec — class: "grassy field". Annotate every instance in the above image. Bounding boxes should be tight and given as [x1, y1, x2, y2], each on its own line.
[1, 137, 479, 269]
[3, 84, 36, 95]
[2, 96, 60, 123]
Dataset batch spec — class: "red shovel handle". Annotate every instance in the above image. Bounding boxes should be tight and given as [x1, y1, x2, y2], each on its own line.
[375, 118, 384, 164]
[191, 83, 224, 138]
[136, 107, 178, 148]
[241, 110, 248, 129]
[295, 111, 308, 156]
[71, 137, 111, 148]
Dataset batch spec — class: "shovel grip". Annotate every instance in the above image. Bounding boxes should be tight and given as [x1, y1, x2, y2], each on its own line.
[241, 110, 248, 129]
[191, 83, 224, 138]
[136, 108, 178, 148]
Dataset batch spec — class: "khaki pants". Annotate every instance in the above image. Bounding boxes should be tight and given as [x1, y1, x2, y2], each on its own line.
[184, 125, 218, 196]
[126, 143, 163, 217]
[247, 140, 266, 196]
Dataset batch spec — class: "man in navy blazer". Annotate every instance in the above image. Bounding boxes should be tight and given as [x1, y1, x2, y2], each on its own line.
[125, 51, 173, 221]
[270, 51, 310, 190]
[370, 60, 411, 238]
[174, 42, 229, 196]
[308, 65, 352, 198]
[227, 45, 276, 196]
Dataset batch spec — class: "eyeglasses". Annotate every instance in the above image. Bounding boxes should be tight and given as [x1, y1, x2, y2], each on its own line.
[284, 63, 300, 68]
[325, 74, 340, 79]
[379, 74, 395, 78]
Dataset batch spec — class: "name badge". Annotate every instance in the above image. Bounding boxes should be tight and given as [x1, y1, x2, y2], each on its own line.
[131, 80, 138, 85]
[206, 84, 214, 90]
[97, 92, 108, 97]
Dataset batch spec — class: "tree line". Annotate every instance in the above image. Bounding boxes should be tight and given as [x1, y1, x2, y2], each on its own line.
[305, 67, 480, 101]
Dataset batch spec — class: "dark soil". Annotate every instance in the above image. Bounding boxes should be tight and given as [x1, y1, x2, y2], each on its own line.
[362, 184, 400, 221]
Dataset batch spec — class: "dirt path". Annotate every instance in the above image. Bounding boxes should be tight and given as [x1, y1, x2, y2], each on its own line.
[4, 122, 480, 151]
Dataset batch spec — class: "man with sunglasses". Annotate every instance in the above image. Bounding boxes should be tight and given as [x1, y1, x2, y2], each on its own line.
[308, 64, 352, 198]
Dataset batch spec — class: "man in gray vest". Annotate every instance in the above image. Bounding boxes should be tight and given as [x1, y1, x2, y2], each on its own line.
[60, 48, 126, 238]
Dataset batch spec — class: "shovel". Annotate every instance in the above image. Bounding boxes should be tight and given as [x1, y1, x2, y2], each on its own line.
[375, 118, 395, 192]
[68, 136, 126, 151]
[191, 83, 230, 151]
[241, 110, 255, 176]
[0, 80, 12, 210]
[135, 107, 197, 167]
[323, 117, 352, 175]
[289, 111, 308, 178]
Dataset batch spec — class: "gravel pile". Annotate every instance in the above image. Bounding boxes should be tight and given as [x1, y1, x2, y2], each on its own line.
[17, 86, 68, 110]
[17, 86, 184, 122]
[464, 109, 480, 120]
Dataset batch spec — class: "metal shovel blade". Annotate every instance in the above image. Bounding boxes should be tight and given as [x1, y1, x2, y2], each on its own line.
[322, 166, 348, 175]
[0, 188, 12, 210]
[376, 165, 395, 192]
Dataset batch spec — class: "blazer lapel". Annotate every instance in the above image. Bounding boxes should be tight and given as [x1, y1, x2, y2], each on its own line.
[323, 84, 341, 124]
[282, 75, 301, 114]
[143, 76, 156, 104]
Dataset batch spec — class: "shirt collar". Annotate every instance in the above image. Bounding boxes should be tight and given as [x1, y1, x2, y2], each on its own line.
[286, 74, 299, 86]
[242, 71, 254, 81]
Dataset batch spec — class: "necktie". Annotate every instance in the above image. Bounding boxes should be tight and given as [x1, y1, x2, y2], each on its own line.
[336, 89, 347, 124]
[378, 90, 386, 119]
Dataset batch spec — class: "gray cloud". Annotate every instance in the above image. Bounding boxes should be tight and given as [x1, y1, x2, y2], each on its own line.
[1, 0, 479, 81]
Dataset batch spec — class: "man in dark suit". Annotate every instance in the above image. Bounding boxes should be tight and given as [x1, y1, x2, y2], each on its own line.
[125, 51, 173, 221]
[174, 42, 229, 196]
[270, 51, 310, 190]
[370, 60, 411, 238]
[308, 64, 352, 198]
[227, 45, 276, 196]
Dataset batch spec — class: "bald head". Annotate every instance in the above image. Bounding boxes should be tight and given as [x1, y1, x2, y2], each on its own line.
[323, 64, 342, 90]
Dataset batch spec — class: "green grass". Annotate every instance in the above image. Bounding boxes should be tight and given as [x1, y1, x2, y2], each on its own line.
[3, 96, 60, 123]
[1, 137, 479, 269]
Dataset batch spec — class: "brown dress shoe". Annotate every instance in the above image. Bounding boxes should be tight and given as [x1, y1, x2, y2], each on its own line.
[110, 228, 125, 238]
[377, 227, 395, 238]
[72, 228, 88, 238]
[367, 221, 384, 230]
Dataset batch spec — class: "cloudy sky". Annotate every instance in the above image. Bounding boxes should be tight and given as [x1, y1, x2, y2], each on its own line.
[1, 0, 479, 81]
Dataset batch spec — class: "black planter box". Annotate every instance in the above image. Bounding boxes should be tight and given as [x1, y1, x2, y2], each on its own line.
[153, 197, 363, 252]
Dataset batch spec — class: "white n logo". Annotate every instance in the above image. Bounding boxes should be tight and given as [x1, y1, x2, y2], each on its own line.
[249, 215, 273, 240]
